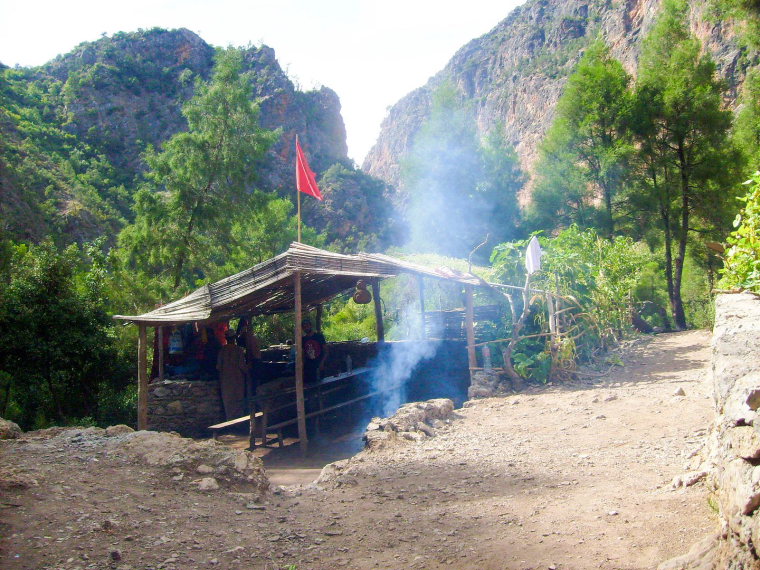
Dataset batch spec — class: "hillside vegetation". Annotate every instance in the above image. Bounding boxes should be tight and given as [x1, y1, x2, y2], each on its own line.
[1, 0, 760, 431]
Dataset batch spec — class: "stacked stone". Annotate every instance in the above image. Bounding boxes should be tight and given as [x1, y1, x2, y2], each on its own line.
[148, 380, 223, 438]
[467, 369, 522, 399]
[363, 398, 455, 450]
[669, 293, 760, 569]
[704, 293, 760, 567]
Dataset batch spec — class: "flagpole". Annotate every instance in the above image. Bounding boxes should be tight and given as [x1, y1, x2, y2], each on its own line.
[296, 135, 302, 243]
[297, 186, 302, 243]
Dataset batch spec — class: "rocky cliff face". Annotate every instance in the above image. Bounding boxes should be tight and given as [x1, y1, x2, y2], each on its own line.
[363, 0, 745, 194]
[43, 28, 347, 191]
[1, 28, 348, 243]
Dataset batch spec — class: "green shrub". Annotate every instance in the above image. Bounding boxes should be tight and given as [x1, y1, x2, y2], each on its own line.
[719, 171, 760, 292]
[491, 227, 654, 382]
[0, 241, 133, 430]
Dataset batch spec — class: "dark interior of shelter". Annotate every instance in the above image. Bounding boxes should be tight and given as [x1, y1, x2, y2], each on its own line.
[119, 244, 495, 462]
[147, 324, 472, 445]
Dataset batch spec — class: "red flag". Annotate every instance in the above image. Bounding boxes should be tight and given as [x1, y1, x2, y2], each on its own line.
[295, 138, 323, 201]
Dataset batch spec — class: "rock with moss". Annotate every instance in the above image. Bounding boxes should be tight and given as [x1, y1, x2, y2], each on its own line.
[0, 417, 22, 439]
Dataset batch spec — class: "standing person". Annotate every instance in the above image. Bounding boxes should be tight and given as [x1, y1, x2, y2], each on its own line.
[301, 318, 327, 384]
[216, 329, 248, 420]
[237, 319, 262, 410]
[200, 326, 221, 380]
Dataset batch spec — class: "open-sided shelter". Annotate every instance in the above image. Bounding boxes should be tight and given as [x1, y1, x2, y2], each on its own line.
[115, 243, 489, 450]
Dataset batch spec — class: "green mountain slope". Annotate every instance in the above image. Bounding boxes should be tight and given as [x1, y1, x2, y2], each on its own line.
[0, 28, 350, 244]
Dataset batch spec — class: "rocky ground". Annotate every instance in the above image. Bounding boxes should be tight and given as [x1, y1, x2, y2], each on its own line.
[0, 330, 717, 569]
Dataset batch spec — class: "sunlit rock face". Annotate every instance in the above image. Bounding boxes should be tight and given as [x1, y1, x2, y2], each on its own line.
[363, 0, 743, 201]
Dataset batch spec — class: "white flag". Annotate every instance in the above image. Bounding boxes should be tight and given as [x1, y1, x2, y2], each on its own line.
[525, 235, 542, 275]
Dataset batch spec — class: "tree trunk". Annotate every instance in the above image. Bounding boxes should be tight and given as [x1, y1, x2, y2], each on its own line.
[0, 374, 11, 417]
[45, 372, 65, 423]
[672, 146, 690, 331]
[603, 182, 614, 239]
[654, 165, 676, 327]
[672, 233, 688, 330]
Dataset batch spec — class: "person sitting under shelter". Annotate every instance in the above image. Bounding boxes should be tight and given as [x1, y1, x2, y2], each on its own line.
[237, 318, 262, 411]
[216, 328, 248, 420]
[301, 318, 327, 384]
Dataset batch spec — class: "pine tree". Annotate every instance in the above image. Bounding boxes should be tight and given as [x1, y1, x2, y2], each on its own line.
[528, 40, 633, 238]
[119, 48, 280, 292]
[633, 0, 736, 329]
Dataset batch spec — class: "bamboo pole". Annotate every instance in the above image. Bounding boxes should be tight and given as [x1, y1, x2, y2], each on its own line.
[296, 135, 302, 243]
[157, 326, 164, 381]
[137, 324, 148, 430]
[418, 276, 427, 339]
[372, 279, 384, 342]
[293, 271, 308, 452]
[464, 285, 477, 369]
[297, 189, 302, 243]
[315, 304, 323, 332]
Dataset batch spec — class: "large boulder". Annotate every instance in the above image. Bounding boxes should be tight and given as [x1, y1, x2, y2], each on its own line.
[363, 398, 456, 450]
[0, 417, 22, 439]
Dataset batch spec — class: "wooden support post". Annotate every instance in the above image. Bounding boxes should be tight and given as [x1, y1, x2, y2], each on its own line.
[137, 324, 149, 431]
[293, 271, 308, 452]
[315, 304, 323, 332]
[372, 279, 384, 342]
[465, 285, 477, 369]
[157, 326, 164, 381]
[418, 276, 427, 339]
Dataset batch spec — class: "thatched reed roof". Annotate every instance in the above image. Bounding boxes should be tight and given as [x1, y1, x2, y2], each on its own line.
[114, 243, 485, 327]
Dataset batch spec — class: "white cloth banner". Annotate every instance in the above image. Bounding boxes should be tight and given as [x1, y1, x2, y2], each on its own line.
[525, 235, 542, 275]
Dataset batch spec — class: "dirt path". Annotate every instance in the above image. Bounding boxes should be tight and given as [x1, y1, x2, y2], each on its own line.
[0, 330, 717, 569]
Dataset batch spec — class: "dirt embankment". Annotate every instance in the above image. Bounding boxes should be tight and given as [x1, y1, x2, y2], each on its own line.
[1, 330, 716, 569]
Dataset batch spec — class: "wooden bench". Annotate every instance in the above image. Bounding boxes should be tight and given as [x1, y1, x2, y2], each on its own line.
[248, 368, 371, 449]
[250, 382, 403, 449]
[209, 368, 374, 449]
[209, 411, 262, 440]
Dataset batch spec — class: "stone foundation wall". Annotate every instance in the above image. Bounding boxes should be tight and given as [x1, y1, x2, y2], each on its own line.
[664, 293, 760, 569]
[468, 369, 523, 399]
[707, 293, 760, 568]
[147, 380, 224, 438]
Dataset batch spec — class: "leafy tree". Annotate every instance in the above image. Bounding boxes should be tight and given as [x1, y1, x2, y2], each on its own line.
[0, 241, 132, 429]
[527, 133, 598, 233]
[733, 69, 760, 168]
[719, 170, 760, 292]
[477, 132, 526, 248]
[490, 227, 652, 382]
[118, 47, 280, 293]
[401, 82, 525, 260]
[527, 40, 634, 237]
[209, 192, 321, 279]
[304, 161, 399, 252]
[632, 0, 737, 329]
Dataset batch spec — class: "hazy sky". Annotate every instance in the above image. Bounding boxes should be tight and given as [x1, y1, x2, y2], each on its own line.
[0, 0, 525, 163]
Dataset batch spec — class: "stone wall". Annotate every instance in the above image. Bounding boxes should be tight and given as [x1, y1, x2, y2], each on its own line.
[707, 293, 760, 568]
[663, 293, 760, 569]
[147, 380, 224, 438]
